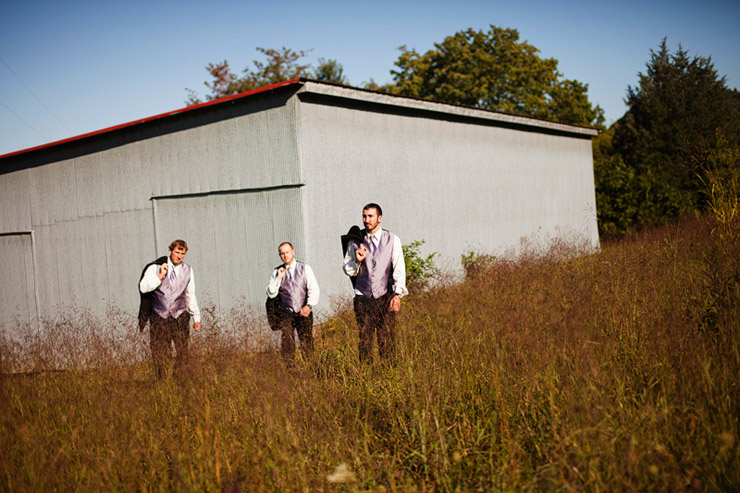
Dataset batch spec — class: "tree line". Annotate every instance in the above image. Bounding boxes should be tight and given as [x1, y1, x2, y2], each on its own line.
[186, 26, 740, 236]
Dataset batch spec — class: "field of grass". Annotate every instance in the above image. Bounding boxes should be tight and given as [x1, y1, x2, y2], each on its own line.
[1, 215, 738, 491]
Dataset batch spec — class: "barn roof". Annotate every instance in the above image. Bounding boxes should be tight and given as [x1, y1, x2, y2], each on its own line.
[0, 78, 597, 162]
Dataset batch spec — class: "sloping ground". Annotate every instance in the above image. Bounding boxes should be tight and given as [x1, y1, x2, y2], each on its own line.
[1, 216, 738, 491]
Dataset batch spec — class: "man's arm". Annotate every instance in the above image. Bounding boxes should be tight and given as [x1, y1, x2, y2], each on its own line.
[266, 267, 283, 299]
[343, 242, 361, 276]
[391, 235, 408, 297]
[298, 264, 321, 317]
[305, 264, 320, 308]
[140, 263, 164, 293]
[186, 270, 201, 329]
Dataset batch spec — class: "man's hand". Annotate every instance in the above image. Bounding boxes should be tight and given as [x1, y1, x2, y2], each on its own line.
[158, 263, 168, 280]
[299, 305, 312, 317]
[355, 246, 368, 263]
[276, 267, 286, 280]
[193, 321, 201, 331]
[389, 294, 401, 312]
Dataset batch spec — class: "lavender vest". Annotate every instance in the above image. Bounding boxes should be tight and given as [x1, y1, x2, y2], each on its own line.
[152, 262, 191, 319]
[279, 262, 308, 313]
[356, 230, 395, 299]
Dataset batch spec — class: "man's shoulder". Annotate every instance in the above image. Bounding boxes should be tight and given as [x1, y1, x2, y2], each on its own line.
[141, 256, 168, 277]
[147, 256, 168, 268]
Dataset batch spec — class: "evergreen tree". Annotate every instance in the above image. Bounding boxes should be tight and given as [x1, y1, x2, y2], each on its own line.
[612, 39, 740, 216]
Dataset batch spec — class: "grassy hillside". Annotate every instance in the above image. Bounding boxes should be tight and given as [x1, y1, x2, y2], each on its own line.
[1, 216, 738, 491]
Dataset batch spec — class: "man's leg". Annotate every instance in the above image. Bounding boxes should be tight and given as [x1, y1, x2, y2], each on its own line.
[278, 307, 297, 359]
[377, 293, 397, 361]
[354, 295, 374, 362]
[295, 312, 314, 356]
[150, 315, 173, 379]
[172, 312, 191, 372]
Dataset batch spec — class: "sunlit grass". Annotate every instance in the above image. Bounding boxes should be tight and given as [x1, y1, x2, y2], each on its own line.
[1, 215, 738, 491]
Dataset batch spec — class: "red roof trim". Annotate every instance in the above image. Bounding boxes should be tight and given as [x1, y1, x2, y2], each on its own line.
[0, 78, 303, 160]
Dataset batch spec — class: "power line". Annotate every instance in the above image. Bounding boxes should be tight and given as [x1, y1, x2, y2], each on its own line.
[0, 97, 47, 139]
[0, 54, 74, 134]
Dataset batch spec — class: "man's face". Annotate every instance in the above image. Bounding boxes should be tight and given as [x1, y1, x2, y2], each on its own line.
[362, 207, 382, 234]
[170, 246, 187, 265]
[278, 244, 295, 265]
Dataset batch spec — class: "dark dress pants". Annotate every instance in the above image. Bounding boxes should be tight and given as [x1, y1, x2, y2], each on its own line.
[276, 306, 314, 359]
[354, 292, 396, 362]
[150, 311, 191, 379]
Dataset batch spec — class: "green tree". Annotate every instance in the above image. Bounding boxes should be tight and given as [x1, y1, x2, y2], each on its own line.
[592, 129, 640, 235]
[313, 58, 348, 84]
[386, 25, 604, 127]
[612, 39, 740, 218]
[186, 46, 312, 105]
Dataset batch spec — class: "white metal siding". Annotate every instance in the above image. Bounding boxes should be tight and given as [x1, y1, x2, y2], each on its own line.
[297, 90, 599, 307]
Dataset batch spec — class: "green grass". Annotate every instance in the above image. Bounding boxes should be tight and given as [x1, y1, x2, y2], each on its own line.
[1, 216, 738, 491]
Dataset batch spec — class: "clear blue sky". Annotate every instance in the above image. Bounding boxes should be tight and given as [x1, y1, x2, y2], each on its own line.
[1, 0, 738, 157]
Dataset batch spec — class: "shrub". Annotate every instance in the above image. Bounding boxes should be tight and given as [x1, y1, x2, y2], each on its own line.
[460, 250, 497, 279]
[402, 239, 440, 293]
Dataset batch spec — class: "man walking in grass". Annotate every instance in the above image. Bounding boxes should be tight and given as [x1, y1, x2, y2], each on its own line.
[139, 239, 201, 378]
[343, 203, 407, 362]
[266, 242, 320, 360]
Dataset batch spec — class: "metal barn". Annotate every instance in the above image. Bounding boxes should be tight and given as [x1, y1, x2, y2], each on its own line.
[0, 79, 599, 329]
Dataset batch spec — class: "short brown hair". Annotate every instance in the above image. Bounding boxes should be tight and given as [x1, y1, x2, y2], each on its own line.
[169, 239, 188, 252]
[363, 202, 383, 216]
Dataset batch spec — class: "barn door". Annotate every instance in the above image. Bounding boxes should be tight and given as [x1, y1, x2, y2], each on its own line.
[0, 232, 39, 330]
[151, 187, 304, 314]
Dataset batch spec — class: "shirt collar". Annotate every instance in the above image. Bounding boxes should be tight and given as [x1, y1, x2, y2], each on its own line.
[367, 228, 383, 241]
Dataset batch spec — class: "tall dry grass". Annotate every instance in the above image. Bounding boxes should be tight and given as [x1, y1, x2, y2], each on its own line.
[1, 215, 738, 491]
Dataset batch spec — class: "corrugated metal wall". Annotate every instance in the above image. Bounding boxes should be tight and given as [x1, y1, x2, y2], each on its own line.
[0, 88, 304, 328]
[296, 83, 599, 309]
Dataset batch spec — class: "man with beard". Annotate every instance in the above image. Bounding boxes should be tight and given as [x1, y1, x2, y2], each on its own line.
[343, 203, 407, 362]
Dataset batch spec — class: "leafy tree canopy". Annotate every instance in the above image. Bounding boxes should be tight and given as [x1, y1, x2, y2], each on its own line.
[385, 25, 604, 127]
[313, 58, 348, 85]
[186, 47, 348, 105]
